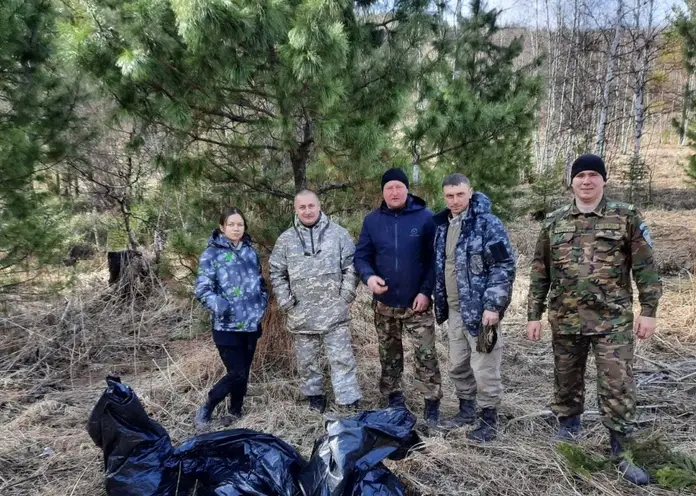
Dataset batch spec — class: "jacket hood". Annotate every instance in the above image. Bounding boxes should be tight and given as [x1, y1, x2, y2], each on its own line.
[379, 194, 427, 214]
[291, 211, 331, 255]
[207, 229, 252, 250]
[434, 192, 492, 226]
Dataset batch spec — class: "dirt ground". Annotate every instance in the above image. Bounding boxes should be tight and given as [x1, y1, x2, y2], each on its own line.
[1, 145, 695, 495]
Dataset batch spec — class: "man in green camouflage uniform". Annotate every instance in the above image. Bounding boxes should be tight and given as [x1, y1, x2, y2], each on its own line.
[270, 190, 361, 413]
[527, 154, 662, 485]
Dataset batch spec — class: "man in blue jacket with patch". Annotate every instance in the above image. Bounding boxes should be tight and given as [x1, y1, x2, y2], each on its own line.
[355, 168, 442, 426]
[433, 173, 515, 442]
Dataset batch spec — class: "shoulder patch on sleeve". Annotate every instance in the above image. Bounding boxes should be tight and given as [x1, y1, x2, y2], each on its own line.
[489, 241, 511, 262]
[608, 200, 635, 211]
[547, 204, 570, 218]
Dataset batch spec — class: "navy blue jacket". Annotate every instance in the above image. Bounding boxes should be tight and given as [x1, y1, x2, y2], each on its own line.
[354, 195, 436, 308]
[433, 192, 516, 335]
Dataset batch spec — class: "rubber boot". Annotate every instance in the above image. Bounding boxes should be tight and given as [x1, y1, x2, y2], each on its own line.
[610, 431, 649, 485]
[388, 391, 406, 408]
[467, 407, 497, 443]
[194, 402, 214, 429]
[556, 415, 581, 442]
[308, 394, 327, 413]
[424, 399, 440, 428]
[438, 398, 476, 429]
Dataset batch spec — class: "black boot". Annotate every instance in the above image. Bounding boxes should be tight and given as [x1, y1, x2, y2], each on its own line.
[308, 395, 326, 413]
[227, 395, 243, 418]
[388, 391, 406, 408]
[610, 431, 649, 485]
[424, 399, 440, 427]
[438, 398, 476, 429]
[467, 407, 497, 443]
[194, 402, 214, 429]
[556, 415, 581, 442]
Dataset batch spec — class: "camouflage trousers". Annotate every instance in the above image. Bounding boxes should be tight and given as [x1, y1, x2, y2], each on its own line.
[551, 328, 636, 434]
[373, 301, 442, 401]
[294, 326, 362, 405]
[447, 305, 503, 408]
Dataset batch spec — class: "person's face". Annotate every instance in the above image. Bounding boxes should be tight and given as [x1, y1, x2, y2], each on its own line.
[571, 170, 605, 204]
[383, 181, 408, 209]
[443, 183, 473, 216]
[294, 193, 321, 226]
[220, 213, 245, 243]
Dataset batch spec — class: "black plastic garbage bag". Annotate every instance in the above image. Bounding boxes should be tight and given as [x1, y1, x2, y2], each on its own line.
[163, 429, 305, 496]
[87, 376, 173, 496]
[88, 378, 421, 496]
[299, 407, 421, 496]
[88, 377, 306, 496]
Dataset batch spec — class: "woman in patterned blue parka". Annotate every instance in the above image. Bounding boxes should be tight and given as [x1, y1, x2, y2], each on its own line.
[194, 207, 268, 427]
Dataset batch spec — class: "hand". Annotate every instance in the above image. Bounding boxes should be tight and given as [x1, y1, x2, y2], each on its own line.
[367, 276, 388, 295]
[634, 316, 657, 340]
[482, 310, 499, 326]
[527, 321, 541, 341]
[412, 293, 430, 313]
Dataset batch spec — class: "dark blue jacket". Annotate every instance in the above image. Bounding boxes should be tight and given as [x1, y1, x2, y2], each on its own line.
[195, 230, 268, 345]
[433, 192, 516, 336]
[354, 195, 436, 308]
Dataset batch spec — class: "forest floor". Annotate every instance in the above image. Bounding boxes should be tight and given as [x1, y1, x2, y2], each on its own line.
[1, 145, 695, 495]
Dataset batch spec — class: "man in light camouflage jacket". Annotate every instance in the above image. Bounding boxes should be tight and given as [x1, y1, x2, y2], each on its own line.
[270, 190, 361, 412]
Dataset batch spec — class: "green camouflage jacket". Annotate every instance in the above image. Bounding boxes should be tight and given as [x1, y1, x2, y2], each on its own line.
[527, 197, 662, 334]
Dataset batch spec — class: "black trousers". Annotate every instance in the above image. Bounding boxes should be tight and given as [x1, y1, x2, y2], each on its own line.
[207, 332, 260, 414]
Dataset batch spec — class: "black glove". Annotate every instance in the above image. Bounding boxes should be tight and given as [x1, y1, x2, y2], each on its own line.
[476, 322, 498, 354]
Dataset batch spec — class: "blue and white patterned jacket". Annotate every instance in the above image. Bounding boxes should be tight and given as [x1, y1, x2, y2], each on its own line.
[195, 230, 268, 341]
[433, 192, 516, 336]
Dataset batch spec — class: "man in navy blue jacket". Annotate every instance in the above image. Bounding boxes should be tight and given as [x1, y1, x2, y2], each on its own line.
[355, 168, 442, 426]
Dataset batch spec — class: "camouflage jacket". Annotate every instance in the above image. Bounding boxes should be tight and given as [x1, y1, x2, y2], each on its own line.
[195, 231, 268, 340]
[527, 197, 662, 335]
[269, 212, 358, 334]
[433, 193, 516, 335]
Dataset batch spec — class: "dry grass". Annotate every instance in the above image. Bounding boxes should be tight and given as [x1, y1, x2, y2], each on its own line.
[1, 267, 694, 495]
[1, 145, 695, 495]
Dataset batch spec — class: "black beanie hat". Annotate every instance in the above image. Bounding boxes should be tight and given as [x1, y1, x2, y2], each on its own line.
[571, 154, 607, 181]
[381, 168, 409, 190]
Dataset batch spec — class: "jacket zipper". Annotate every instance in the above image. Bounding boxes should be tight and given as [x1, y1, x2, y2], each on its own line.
[310, 227, 315, 255]
[394, 213, 399, 301]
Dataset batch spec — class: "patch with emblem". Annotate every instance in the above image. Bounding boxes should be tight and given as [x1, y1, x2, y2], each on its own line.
[596, 223, 621, 230]
[639, 222, 654, 248]
[470, 254, 484, 275]
[553, 225, 577, 234]
[410, 228, 420, 237]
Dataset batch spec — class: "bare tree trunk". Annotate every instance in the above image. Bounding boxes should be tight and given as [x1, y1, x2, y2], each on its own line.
[595, 0, 623, 158]
[540, 0, 558, 172]
[680, 74, 695, 146]
[291, 118, 313, 192]
[633, 0, 655, 161]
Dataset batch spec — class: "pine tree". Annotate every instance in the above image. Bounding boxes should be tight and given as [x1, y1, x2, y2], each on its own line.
[407, 0, 542, 215]
[675, 1, 696, 184]
[0, 0, 84, 284]
[63, 1, 435, 197]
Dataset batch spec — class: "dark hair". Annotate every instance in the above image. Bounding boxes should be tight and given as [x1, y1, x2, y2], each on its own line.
[442, 173, 470, 188]
[218, 207, 247, 229]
